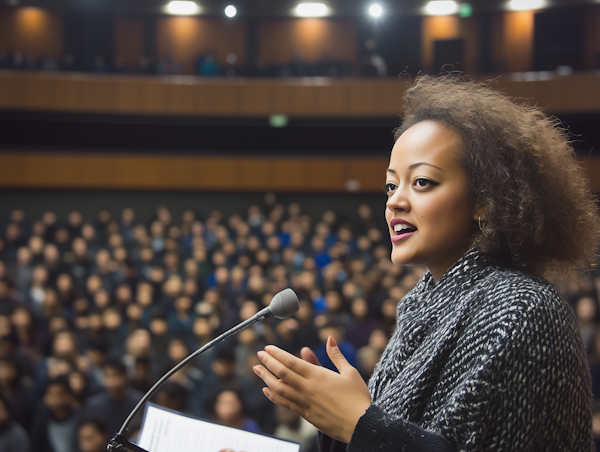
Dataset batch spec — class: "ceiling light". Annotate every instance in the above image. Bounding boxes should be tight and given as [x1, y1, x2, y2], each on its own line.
[508, 0, 544, 11]
[225, 5, 236, 17]
[296, 3, 328, 17]
[425, 1, 458, 15]
[369, 4, 382, 17]
[166, 1, 199, 15]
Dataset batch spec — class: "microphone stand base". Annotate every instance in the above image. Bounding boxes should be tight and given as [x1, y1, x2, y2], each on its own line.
[107, 434, 149, 452]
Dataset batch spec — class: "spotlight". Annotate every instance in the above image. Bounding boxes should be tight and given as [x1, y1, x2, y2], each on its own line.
[508, 0, 544, 11]
[425, 1, 458, 15]
[296, 3, 328, 17]
[166, 1, 199, 15]
[225, 5, 236, 17]
[369, 4, 382, 17]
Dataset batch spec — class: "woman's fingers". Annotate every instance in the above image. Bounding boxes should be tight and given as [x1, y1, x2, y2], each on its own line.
[325, 336, 353, 375]
[261, 387, 305, 417]
[300, 346, 321, 366]
[257, 350, 304, 385]
[263, 345, 315, 378]
[253, 364, 305, 405]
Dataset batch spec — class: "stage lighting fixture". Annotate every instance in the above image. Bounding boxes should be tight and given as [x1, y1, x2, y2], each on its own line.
[507, 0, 544, 10]
[296, 3, 328, 17]
[369, 4, 382, 17]
[166, 1, 199, 15]
[225, 5, 237, 17]
[425, 1, 458, 15]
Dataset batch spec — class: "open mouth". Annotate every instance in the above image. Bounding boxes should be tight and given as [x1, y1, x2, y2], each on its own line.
[391, 220, 417, 242]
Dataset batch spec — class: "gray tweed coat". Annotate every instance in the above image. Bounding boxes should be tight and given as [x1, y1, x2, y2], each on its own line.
[321, 248, 593, 451]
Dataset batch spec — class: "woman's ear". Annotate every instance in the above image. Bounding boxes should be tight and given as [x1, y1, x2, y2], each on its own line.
[472, 201, 486, 222]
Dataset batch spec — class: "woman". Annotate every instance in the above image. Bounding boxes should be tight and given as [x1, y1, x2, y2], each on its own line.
[251, 75, 600, 451]
[210, 387, 261, 434]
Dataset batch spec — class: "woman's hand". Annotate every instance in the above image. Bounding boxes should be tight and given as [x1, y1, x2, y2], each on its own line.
[253, 336, 372, 444]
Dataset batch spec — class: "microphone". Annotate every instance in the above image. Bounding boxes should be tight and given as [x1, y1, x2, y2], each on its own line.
[107, 288, 299, 452]
[262, 288, 299, 319]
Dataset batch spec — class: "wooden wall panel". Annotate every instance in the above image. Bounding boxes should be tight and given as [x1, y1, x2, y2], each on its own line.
[584, 5, 600, 70]
[2, 153, 597, 193]
[580, 157, 600, 192]
[0, 7, 63, 58]
[259, 19, 357, 65]
[157, 17, 246, 75]
[422, 15, 461, 70]
[0, 153, 598, 193]
[460, 16, 479, 75]
[114, 16, 144, 72]
[2, 71, 600, 116]
[346, 158, 389, 191]
[501, 11, 534, 73]
[0, 153, 388, 192]
[421, 15, 482, 74]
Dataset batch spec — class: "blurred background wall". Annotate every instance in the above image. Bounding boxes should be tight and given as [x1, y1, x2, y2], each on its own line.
[0, 0, 599, 224]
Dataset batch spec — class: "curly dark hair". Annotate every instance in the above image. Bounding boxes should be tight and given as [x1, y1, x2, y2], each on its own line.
[394, 75, 600, 280]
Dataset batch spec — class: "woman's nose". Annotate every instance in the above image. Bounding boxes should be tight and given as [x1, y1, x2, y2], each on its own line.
[386, 189, 410, 213]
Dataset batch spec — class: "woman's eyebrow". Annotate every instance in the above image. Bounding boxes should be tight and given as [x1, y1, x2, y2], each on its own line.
[408, 162, 443, 171]
[386, 163, 443, 174]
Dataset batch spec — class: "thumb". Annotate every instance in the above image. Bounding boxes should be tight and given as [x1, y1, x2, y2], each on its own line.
[326, 335, 352, 374]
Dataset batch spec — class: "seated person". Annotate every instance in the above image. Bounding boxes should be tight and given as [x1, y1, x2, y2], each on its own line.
[209, 387, 260, 433]
[83, 358, 142, 437]
[0, 393, 29, 452]
[77, 418, 108, 452]
[31, 375, 79, 452]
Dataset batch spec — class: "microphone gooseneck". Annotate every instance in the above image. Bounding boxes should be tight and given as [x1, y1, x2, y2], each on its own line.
[108, 288, 299, 451]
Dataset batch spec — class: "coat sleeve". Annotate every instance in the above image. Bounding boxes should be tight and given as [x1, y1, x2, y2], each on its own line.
[318, 406, 456, 452]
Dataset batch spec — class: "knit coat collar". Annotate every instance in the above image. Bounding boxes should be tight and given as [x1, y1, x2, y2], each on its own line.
[411, 247, 496, 299]
[368, 247, 497, 416]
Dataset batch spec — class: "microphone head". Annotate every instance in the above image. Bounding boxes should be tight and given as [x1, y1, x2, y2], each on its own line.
[269, 288, 299, 319]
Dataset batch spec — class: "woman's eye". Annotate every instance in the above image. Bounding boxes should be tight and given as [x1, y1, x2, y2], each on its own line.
[414, 178, 437, 188]
[383, 183, 396, 195]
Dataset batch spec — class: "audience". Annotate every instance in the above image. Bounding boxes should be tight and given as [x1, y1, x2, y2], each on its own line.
[0, 199, 597, 449]
[0, 50, 385, 78]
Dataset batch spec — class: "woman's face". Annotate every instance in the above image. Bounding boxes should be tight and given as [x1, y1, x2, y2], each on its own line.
[385, 120, 478, 281]
[215, 391, 243, 423]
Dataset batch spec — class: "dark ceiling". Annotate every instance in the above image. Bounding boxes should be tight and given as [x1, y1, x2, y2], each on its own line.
[1, 0, 594, 16]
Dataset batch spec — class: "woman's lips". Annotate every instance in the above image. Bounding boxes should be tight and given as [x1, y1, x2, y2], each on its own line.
[389, 218, 417, 243]
[391, 231, 415, 243]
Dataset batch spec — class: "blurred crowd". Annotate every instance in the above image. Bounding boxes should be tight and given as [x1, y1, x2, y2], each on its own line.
[0, 49, 388, 78]
[0, 197, 599, 452]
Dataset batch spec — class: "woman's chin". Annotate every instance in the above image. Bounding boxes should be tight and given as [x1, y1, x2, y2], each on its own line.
[390, 252, 415, 267]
